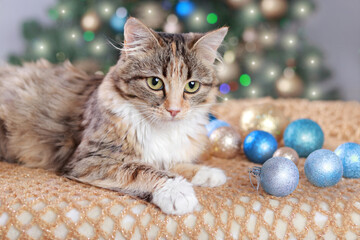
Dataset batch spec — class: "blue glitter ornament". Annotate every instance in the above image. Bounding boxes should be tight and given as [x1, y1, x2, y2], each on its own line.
[305, 149, 343, 187]
[335, 142, 360, 178]
[284, 119, 324, 157]
[206, 119, 230, 137]
[244, 130, 278, 164]
[249, 157, 299, 197]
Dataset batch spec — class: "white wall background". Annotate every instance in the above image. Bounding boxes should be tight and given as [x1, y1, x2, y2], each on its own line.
[0, 0, 359, 101]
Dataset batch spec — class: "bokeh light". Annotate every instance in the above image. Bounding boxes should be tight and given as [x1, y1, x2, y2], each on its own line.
[293, 1, 312, 18]
[229, 81, 239, 91]
[164, 14, 182, 33]
[176, 1, 195, 17]
[81, 11, 101, 31]
[306, 55, 320, 68]
[91, 41, 106, 55]
[283, 35, 297, 48]
[116, 7, 128, 18]
[207, 13, 218, 24]
[68, 29, 81, 41]
[48, 8, 58, 20]
[34, 41, 48, 56]
[224, 50, 236, 63]
[219, 83, 231, 94]
[240, 74, 251, 86]
[83, 31, 95, 42]
[110, 14, 126, 32]
[187, 11, 206, 30]
[98, 2, 114, 17]
[242, 4, 261, 25]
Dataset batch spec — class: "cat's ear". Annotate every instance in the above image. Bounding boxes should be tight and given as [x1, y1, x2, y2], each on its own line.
[123, 17, 161, 54]
[192, 27, 228, 64]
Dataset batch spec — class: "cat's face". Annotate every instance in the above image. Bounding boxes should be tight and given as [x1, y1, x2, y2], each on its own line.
[108, 18, 228, 124]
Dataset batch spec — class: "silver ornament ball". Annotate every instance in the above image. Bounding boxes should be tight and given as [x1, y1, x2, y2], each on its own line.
[260, 157, 299, 197]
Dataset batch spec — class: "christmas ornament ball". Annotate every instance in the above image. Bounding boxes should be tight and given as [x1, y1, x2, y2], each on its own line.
[244, 130, 278, 164]
[275, 72, 304, 98]
[335, 142, 360, 178]
[305, 149, 343, 187]
[284, 119, 324, 157]
[260, 0, 288, 19]
[206, 119, 230, 137]
[273, 147, 299, 166]
[209, 127, 242, 159]
[260, 157, 299, 197]
[239, 103, 288, 141]
[81, 11, 101, 31]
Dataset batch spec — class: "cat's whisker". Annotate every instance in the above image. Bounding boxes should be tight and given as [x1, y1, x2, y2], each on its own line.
[105, 35, 122, 51]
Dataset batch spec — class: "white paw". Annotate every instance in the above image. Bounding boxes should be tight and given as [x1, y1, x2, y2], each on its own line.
[191, 166, 227, 187]
[152, 177, 198, 215]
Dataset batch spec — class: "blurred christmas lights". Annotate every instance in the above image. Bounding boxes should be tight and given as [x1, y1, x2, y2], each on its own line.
[9, 0, 336, 100]
[207, 13, 218, 24]
[116, 7, 128, 18]
[240, 74, 251, 86]
[110, 14, 126, 32]
[176, 1, 195, 17]
[219, 83, 231, 94]
[83, 31, 95, 42]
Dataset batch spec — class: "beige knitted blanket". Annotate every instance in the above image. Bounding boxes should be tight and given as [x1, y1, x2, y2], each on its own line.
[0, 98, 359, 239]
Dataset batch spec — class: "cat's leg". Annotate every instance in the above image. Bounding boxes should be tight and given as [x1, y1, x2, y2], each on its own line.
[170, 163, 227, 187]
[64, 160, 198, 215]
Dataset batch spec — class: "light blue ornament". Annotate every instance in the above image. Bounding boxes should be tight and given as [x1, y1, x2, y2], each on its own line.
[206, 119, 230, 137]
[249, 157, 299, 197]
[244, 130, 278, 164]
[335, 142, 360, 178]
[284, 119, 324, 157]
[110, 14, 126, 32]
[305, 149, 343, 187]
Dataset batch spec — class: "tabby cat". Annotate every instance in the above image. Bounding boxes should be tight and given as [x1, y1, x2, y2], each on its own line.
[0, 18, 228, 215]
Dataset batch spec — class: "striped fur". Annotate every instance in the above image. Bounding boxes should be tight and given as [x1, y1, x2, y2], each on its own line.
[0, 18, 228, 214]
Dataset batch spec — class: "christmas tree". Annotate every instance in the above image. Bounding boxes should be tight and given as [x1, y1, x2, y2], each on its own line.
[8, 0, 340, 100]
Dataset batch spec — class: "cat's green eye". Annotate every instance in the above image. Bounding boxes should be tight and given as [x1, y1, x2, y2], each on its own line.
[184, 81, 200, 93]
[146, 77, 164, 91]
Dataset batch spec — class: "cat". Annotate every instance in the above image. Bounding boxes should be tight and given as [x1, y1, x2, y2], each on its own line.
[0, 18, 228, 215]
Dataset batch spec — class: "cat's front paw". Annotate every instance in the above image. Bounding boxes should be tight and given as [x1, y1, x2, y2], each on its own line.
[152, 177, 198, 215]
[191, 166, 227, 187]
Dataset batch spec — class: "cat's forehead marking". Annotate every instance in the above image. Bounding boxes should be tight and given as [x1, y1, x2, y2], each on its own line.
[171, 42, 177, 56]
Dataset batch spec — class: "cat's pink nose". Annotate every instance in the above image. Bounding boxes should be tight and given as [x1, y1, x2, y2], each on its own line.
[166, 109, 181, 117]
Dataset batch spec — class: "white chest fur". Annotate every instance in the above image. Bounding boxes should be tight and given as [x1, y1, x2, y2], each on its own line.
[114, 102, 208, 169]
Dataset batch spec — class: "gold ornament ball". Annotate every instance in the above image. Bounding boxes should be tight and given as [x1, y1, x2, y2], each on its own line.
[275, 72, 304, 98]
[81, 11, 101, 31]
[226, 0, 251, 9]
[260, 0, 288, 19]
[273, 147, 299, 166]
[239, 103, 288, 141]
[209, 127, 242, 159]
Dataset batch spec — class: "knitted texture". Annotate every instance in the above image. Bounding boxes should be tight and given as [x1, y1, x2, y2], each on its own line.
[0, 98, 360, 239]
